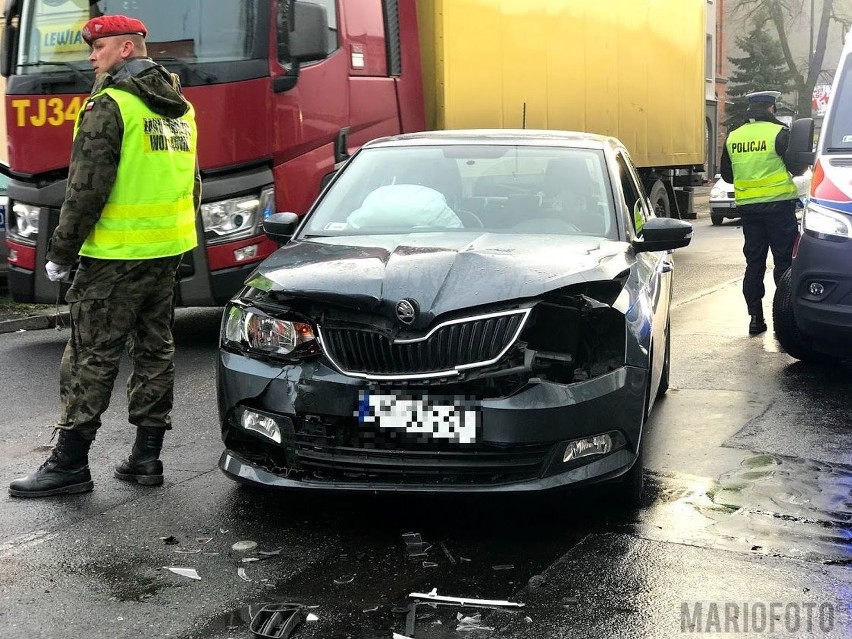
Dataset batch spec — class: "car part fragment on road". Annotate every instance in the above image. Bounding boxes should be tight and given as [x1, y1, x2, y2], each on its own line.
[232, 540, 258, 552]
[401, 532, 430, 560]
[237, 567, 251, 582]
[249, 603, 307, 639]
[164, 567, 200, 580]
[410, 588, 524, 608]
[456, 612, 494, 633]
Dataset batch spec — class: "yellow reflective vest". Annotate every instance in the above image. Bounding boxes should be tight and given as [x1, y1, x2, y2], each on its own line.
[76, 87, 198, 259]
[725, 121, 799, 205]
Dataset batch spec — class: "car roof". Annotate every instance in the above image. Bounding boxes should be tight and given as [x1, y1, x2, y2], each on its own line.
[362, 129, 619, 152]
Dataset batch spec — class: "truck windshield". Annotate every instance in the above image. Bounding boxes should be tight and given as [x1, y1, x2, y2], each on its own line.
[823, 58, 852, 153]
[15, 0, 268, 88]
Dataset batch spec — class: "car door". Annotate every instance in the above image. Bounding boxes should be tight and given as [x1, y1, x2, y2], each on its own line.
[614, 151, 671, 402]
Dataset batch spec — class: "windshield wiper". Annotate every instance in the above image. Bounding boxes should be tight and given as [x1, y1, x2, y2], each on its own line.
[152, 57, 218, 84]
[18, 61, 93, 86]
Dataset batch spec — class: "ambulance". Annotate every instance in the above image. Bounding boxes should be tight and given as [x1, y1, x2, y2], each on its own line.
[773, 32, 852, 363]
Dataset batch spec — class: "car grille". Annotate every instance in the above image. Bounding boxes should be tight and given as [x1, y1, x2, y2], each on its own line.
[320, 308, 530, 379]
[295, 438, 555, 486]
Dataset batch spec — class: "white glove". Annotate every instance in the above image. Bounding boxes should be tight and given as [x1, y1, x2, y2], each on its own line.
[45, 261, 71, 282]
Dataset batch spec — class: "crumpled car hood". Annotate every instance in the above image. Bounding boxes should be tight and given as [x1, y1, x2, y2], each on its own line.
[250, 232, 633, 321]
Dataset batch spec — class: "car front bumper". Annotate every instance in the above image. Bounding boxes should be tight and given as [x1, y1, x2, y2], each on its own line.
[217, 352, 647, 493]
[791, 232, 852, 357]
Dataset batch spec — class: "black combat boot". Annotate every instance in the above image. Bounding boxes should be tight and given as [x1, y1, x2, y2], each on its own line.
[749, 313, 767, 335]
[9, 430, 94, 498]
[114, 426, 165, 486]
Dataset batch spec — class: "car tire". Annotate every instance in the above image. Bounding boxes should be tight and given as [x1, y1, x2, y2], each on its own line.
[611, 443, 644, 509]
[656, 320, 670, 399]
[648, 180, 670, 218]
[772, 268, 838, 364]
[710, 212, 724, 226]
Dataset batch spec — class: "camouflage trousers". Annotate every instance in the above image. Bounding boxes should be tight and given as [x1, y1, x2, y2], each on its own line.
[57, 256, 182, 440]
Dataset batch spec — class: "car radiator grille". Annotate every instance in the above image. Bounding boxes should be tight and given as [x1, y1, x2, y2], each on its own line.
[320, 309, 528, 377]
[295, 439, 555, 485]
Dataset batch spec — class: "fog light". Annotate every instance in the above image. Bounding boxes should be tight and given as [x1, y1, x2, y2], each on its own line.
[808, 282, 825, 296]
[563, 434, 613, 463]
[234, 244, 259, 262]
[240, 409, 282, 444]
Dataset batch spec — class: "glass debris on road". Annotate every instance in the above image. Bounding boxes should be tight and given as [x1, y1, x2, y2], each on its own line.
[164, 567, 200, 580]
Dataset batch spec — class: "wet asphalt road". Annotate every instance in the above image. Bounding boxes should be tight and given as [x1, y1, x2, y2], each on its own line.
[1, 210, 850, 638]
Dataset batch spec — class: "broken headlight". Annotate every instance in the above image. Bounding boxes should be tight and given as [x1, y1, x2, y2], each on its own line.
[222, 303, 320, 360]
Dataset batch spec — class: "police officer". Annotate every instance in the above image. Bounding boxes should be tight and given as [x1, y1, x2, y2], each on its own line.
[9, 16, 200, 497]
[720, 90, 803, 335]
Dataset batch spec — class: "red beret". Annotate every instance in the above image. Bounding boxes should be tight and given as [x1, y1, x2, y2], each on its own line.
[81, 15, 148, 45]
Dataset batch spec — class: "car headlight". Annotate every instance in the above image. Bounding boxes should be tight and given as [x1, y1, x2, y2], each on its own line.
[201, 186, 274, 244]
[9, 202, 41, 243]
[709, 186, 725, 199]
[222, 304, 320, 359]
[802, 202, 852, 240]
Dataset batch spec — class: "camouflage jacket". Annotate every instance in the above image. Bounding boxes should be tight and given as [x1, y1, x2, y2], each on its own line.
[47, 58, 202, 265]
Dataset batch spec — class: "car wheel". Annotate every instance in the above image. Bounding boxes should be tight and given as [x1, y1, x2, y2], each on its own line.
[656, 320, 670, 399]
[772, 268, 838, 364]
[611, 442, 644, 509]
[648, 180, 670, 218]
[710, 212, 724, 226]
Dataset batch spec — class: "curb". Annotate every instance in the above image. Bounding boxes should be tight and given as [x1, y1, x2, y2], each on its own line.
[0, 309, 70, 334]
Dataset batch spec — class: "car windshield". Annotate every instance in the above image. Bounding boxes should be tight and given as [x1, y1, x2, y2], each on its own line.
[16, 0, 265, 82]
[301, 145, 617, 239]
[823, 55, 852, 152]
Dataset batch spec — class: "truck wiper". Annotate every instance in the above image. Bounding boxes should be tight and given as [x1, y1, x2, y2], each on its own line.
[18, 61, 93, 86]
[151, 57, 218, 84]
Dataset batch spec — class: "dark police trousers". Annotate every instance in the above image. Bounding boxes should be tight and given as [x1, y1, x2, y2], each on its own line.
[739, 199, 798, 315]
[57, 256, 182, 440]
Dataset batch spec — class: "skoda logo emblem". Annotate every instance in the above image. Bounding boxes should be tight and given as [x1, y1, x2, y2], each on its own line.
[395, 299, 418, 325]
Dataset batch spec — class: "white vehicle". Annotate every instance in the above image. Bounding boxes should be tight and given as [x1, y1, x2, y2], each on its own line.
[708, 170, 811, 226]
[773, 32, 852, 363]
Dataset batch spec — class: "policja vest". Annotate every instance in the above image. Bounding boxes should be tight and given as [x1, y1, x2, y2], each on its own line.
[74, 86, 198, 259]
[725, 120, 799, 206]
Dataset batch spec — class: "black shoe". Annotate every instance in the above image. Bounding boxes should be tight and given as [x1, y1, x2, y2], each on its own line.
[9, 430, 93, 498]
[114, 426, 165, 486]
[749, 314, 767, 335]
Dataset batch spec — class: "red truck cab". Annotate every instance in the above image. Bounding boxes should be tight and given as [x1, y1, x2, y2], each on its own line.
[2, 0, 425, 305]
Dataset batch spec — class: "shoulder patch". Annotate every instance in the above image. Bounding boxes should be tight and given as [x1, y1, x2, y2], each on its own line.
[85, 100, 96, 111]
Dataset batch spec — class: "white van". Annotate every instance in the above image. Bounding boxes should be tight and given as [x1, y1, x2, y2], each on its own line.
[773, 32, 852, 363]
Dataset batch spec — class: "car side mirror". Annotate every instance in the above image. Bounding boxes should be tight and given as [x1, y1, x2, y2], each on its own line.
[263, 212, 301, 244]
[633, 217, 692, 253]
[786, 118, 815, 172]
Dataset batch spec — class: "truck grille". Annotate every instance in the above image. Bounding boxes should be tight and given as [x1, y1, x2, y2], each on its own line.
[319, 308, 530, 379]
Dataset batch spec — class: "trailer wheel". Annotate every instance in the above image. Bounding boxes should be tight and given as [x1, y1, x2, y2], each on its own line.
[648, 180, 670, 218]
[772, 268, 838, 364]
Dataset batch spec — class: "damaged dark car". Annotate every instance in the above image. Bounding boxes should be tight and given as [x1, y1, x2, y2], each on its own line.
[216, 130, 692, 502]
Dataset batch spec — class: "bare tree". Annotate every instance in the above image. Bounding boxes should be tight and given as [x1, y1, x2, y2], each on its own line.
[731, 0, 850, 116]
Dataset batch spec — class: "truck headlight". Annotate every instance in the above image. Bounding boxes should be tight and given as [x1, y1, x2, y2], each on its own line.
[9, 202, 41, 243]
[201, 186, 274, 244]
[222, 303, 320, 359]
[802, 202, 852, 240]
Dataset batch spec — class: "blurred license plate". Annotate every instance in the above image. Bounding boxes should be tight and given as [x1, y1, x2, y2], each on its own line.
[357, 391, 479, 443]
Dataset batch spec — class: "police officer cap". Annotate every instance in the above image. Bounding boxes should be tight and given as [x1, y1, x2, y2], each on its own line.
[746, 90, 781, 104]
[82, 15, 148, 46]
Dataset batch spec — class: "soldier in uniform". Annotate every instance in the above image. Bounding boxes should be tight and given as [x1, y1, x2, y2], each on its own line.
[720, 90, 804, 336]
[9, 15, 200, 497]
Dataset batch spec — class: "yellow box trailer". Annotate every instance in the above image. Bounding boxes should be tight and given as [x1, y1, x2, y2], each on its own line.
[416, 0, 706, 216]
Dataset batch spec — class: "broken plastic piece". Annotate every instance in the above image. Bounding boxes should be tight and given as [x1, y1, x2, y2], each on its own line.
[401, 532, 430, 560]
[160, 535, 179, 545]
[334, 575, 355, 585]
[392, 634, 413, 639]
[174, 548, 202, 554]
[306, 613, 318, 622]
[492, 564, 514, 571]
[456, 612, 494, 633]
[232, 540, 258, 553]
[196, 537, 213, 544]
[238, 567, 251, 582]
[164, 567, 200, 580]
[242, 557, 261, 563]
[438, 541, 457, 566]
[259, 549, 282, 557]
[249, 604, 306, 639]
[409, 588, 524, 608]
[422, 561, 438, 568]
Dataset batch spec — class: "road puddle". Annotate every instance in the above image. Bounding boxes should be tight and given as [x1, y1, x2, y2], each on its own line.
[639, 453, 852, 563]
